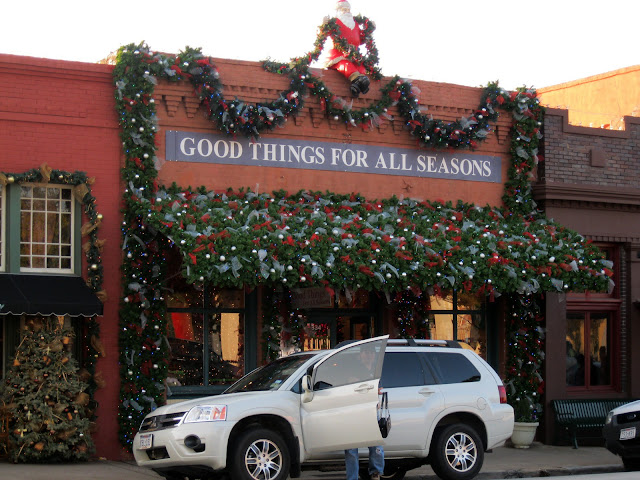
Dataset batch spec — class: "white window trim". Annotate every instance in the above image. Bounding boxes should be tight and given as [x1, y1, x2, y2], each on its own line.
[19, 183, 75, 274]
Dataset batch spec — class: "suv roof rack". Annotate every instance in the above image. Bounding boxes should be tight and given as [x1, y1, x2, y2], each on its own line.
[387, 339, 463, 349]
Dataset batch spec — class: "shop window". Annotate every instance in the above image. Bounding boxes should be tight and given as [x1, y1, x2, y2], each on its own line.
[19, 185, 73, 272]
[428, 291, 487, 358]
[566, 312, 612, 388]
[301, 314, 373, 351]
[166, 285, 245, 390]
[566, 244, 620, 391]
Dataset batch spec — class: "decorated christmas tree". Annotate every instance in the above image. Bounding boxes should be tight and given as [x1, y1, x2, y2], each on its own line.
[1, 316, 94, 462]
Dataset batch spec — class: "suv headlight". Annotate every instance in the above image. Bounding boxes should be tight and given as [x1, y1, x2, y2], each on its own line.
[605, 411, 614, 425]
[184, 405, 227, 423]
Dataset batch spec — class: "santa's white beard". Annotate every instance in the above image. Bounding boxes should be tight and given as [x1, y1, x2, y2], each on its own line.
[336, 12, 355, 29]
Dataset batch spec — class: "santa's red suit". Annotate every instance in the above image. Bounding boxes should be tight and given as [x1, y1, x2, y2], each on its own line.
[324, 0, 370, 96]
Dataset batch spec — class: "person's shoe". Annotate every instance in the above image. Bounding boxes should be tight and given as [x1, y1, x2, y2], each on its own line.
[350, 81, 361, 97]
[370, 473, 381, 480]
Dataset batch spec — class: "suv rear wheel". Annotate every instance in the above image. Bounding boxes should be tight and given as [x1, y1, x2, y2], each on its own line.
[231, 428, 291, 480]
[430, 423, 484, 480]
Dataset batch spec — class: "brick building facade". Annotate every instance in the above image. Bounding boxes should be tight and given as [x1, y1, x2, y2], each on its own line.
[1, 45, 628, 461]
[533, 107, 640, 443]
[0, 54, 123, 458]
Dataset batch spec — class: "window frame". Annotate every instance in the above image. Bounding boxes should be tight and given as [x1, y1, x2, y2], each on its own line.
[565, 243, 621, 393]
[427, 290, 496, 366]
[166, 285, 256, 397]
[18, 183, 75, 274]
[565, 305, 619, 392]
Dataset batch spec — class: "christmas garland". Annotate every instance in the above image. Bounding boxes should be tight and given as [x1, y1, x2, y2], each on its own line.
[283, 15, 382, 80]
[0, 166, 105, 399]
[505, 295, 544, 422]
[113, 40, 609, 448]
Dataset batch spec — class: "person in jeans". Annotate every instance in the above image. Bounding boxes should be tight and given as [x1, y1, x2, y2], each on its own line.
[345, 445, 384, 480]
[344, 343, 384, 480]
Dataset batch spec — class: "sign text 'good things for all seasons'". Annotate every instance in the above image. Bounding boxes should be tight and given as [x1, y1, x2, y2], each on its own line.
[165, 131, 501, 183]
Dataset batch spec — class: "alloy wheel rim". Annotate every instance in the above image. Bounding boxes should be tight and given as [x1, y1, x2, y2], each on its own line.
[244, 439, 282, 480]
[444, 432, 477, 472]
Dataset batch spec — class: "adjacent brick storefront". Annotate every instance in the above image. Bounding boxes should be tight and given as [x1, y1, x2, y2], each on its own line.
[534, 108, 640, 443]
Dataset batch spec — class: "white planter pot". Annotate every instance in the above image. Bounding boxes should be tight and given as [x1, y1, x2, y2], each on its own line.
[510, 421, 539, 449]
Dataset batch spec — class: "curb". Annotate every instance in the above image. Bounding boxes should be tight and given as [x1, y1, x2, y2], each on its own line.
[473, 463, 624, 479]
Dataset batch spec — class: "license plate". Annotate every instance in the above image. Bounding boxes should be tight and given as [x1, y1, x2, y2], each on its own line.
[620, 427, 636, 440]
[139, 433, 153, 449]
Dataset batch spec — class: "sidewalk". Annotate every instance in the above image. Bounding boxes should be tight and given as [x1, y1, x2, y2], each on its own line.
[0, 443, 625, 480]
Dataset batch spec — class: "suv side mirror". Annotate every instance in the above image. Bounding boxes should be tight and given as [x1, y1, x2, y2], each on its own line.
[301, 374, 313, 403]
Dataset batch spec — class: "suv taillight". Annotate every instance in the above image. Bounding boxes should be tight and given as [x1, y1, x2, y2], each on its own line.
[498, 385, 507, 404]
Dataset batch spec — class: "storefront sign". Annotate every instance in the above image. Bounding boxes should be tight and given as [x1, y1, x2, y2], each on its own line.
[291, 287, 333, 309]
[166, 131, 501, 183]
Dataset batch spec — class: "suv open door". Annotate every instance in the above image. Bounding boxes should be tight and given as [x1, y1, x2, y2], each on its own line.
[299, 336, 388, 453]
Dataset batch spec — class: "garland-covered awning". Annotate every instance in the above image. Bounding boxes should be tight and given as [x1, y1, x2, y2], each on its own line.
[138, 188, 613, 296]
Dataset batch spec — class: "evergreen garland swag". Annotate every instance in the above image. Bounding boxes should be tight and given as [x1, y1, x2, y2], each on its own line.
[114, 36, 613, 450]
[505, 295, 544, 423]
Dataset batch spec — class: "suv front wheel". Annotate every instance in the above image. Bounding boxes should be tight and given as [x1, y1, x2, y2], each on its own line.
[430, 423, 484, 480]
[231, 428, 291, 480]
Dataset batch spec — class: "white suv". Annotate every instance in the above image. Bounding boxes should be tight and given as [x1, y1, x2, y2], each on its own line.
[133, 337, 514, 480]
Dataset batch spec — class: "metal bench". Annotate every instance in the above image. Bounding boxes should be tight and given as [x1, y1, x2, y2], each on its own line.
[551, 398, 635, 448]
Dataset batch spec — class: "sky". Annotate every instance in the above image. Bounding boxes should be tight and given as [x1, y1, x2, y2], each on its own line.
[2, 0, 637, 91]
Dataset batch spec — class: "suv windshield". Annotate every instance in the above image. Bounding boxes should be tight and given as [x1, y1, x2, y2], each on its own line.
[224, 353, 316, 393]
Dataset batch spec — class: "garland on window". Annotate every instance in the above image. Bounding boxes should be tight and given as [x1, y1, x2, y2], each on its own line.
[113, 37, 610, 448]
[0, 165, 105, 398]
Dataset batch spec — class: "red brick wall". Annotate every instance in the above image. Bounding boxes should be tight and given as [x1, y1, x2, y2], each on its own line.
[153, 58, 514, 206]
[0, 54, 123, 459]
[540, 109, 640, 189]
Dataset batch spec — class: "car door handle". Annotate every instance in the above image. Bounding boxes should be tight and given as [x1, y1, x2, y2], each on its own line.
[354, 384, 375, 393]
[419, 387, 436, 396]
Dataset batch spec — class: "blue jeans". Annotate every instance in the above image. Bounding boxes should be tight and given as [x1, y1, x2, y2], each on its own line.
[345, 446, 384, 480]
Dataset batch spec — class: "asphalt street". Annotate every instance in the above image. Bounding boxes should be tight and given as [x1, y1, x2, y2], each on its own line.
[0, 443, 627, 480]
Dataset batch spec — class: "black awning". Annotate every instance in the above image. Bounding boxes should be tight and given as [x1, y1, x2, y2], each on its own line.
[0, 274, 103, 317]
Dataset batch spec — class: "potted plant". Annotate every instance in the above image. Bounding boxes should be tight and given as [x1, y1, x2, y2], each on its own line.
[509, 394, 542, 448]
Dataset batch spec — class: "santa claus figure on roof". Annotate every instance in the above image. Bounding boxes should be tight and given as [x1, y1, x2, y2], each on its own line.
[324, 0, 371, 97]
